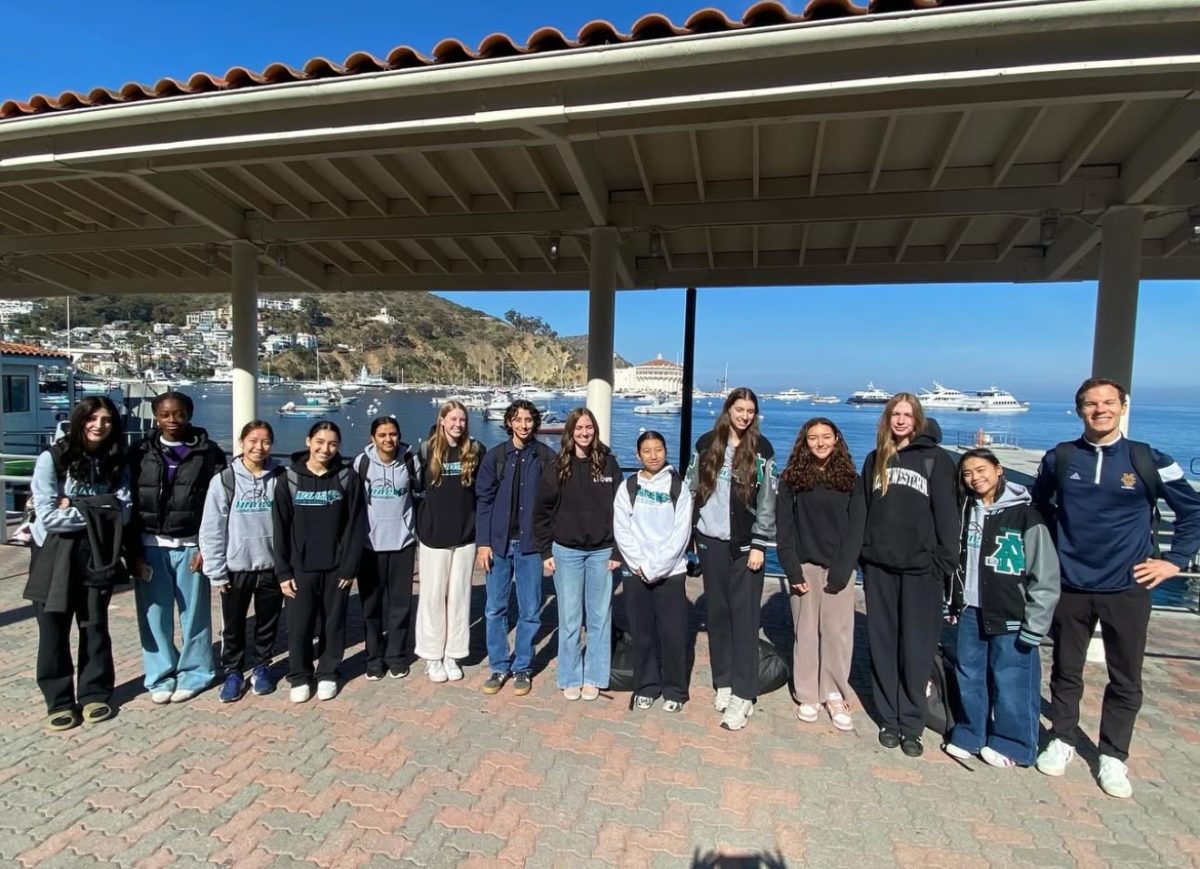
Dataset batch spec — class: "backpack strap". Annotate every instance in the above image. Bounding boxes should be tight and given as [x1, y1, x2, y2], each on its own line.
[1126, 440, 1165, 506]
[220, 466, 236, 536]
[403, 449, 416, 486]
[1053, 441, 1073, 499]
[286, 467, 300, 498]
[336, 464, 355, 493]
[626, 470, 684, 511]
[625, 475, 640, 508]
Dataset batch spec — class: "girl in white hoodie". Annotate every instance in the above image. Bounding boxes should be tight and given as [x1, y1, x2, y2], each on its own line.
[612, 431, 694, 712]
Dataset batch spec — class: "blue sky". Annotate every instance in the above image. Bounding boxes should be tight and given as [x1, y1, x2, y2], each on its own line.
[3, 2, 1198, 404]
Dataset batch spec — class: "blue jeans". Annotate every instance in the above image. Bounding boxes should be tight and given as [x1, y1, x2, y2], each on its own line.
[484, 541, 544, 675]
[552, 544, 613, 690]
[950, 606, 1041, 766]
[134, 545, 215, 693]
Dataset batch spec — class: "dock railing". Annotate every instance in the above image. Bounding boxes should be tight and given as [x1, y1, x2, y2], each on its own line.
[954, 429, 1023, 450]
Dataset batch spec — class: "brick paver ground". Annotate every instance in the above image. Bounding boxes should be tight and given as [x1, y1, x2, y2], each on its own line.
[1, 542, 1197, 867]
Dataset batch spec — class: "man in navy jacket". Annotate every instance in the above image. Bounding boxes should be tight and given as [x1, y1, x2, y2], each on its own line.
[474, 400, 554, 697]
[1032, 378, 1200, 798]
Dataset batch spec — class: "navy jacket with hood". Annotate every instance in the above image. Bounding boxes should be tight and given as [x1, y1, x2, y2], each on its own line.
[272, 451, 366, 579]
[474, 438, 555, 557]
[838, 418, 960, 579]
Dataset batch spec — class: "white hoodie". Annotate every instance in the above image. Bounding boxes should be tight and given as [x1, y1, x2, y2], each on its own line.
[612, 465, 694, 582]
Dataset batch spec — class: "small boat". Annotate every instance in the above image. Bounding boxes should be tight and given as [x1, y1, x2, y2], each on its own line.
[484, 393, 512, 421]
[810, 395, 840, 404]
[846, 383, 892, 405]
[633, 398, 683, 415]
[277, 400, 341, 418]
[540, 411, 567, 435]
[772, 388, 813, 402]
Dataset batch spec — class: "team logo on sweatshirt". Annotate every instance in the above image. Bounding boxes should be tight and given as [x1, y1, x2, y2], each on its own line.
[873, 467, 929, 497]
[986, 531, 1025, 576]
[294, 490, 343, 505]
[1120, 472, 1137, 490]
[442, 461, 461, 476]
[233, 496, 272, 513]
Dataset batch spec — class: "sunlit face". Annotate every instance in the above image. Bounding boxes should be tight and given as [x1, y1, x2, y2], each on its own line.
[961, 457, 1002, 500]
[82, 407, 114, 449]
[638, 437, 667, 475]
[441, 408, 466, 443]
[372, 422, 399, 458]
[509, 409, 535, 443]
[572, 415, 595, 451]
[154, 397, 188, 440]
[805, 423, 836, 462]
[1077, 385, 1126, 440]
[241, 426, 273, 465]
[307, 429, 340, 466]
[889, 401, 916, 440]
[729, 399, 757, 434]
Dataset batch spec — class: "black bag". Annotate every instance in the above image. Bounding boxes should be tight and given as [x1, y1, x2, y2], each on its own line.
[925, 645, 958, 737]
[609, 628, 635, 692]
[757, 638, 791, 695]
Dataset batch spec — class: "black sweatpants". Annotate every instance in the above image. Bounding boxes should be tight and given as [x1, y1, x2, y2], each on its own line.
[358, 545, 416, 676]
[697, 533, 764, 702]
[624, 572, 690, 703]
[864, 564, 944, 738]
[1048, 585, 1151, 762]
[286, 569, 350, 684]
[219, 569, 284, 675]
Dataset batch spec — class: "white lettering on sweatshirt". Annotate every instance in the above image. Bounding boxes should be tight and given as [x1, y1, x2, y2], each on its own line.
[873, 467, 929, 497]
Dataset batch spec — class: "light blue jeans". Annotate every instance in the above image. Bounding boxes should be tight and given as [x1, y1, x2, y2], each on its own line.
[552, 544, 613, 689]
[134, 545, 215, 693]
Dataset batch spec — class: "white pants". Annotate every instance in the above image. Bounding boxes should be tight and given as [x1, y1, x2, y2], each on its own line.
[414, 542, 476, 661]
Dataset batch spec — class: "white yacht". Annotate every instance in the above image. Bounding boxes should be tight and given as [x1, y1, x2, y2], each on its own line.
[845, 383, 892, 405]
[633, 397, 683, 415]
[972, 386, 1030, 413]
[772, 388, 813, 402]
[514, 384, 557, 402]
[918, 382, 983, 412]
[484, 393, 512, 421]
[810, 394, 840, 404]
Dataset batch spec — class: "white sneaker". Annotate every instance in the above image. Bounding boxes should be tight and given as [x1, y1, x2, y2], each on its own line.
[980, 746, 1016, 769]
[720, 695, 755, 731]
[289, 684, 311, 704]
[1036, 739, 1076, 777]
[944, 743, 972, 760]
[1098, 755, 1133, 798]
[796, 703, 820, 723]
[169, 688, 197, 703]
[443, 658, 464, 681]
[316, 680, 338, 701]
[426, 659, 448, 683]
[713, 686, 732, 713]
[150, 690, 173, 705]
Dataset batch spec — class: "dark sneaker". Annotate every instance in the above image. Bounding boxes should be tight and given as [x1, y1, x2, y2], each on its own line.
[218, 673, 245, 703]
[388, 664, 410, 679]
[900, 735, 924, 757]
[512, 673, 532, 696]
[481, 672, 508, 695]
[251, 665, 276, 696]
[878, 728, 901, 749]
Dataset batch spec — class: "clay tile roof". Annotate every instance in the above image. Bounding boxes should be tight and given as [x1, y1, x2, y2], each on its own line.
[640, 357, 681, 367]
[0, 341, 70, 360]
[0, 0, 1012, 120]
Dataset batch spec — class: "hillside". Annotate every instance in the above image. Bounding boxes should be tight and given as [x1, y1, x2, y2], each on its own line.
[20, 291, 589, 386]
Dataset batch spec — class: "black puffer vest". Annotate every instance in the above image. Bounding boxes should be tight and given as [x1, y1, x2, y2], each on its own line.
[130, 428, 226, 538]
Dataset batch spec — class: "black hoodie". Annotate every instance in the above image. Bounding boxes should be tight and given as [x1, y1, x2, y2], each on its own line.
[837, 419, 959, 579]
[272, 450, 366, 579]
[534, 451, 623, 558]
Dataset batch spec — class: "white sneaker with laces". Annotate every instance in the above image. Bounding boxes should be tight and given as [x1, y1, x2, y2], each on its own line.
[720, 695, 755, 731]
[796, 703, 820, 723]
[316, 680, 338, 701]
[1036, 738, 1076, 776]
[289, 684, 311, 703]
[1098, 755, 1133, 798]
[169, 688, 197, 703]
[426, 659, 448, 683]
[713, 686, 732, 713]
[443, 657, 464, 681]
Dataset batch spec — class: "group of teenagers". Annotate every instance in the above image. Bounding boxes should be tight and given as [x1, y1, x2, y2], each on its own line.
[24, 377, 1200, 800]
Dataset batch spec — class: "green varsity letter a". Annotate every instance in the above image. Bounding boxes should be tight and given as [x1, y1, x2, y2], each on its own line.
[986, 531, 1025, 576]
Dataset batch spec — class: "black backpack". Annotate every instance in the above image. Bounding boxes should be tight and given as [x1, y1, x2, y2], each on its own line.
[624, 470, 684, 511]
[925, 645, 958, 737]
[1049, 440, 1164, 553]
[285, 464, 357, 499]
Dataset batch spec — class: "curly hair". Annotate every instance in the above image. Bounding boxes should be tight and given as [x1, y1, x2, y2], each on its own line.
[427, 400, 480, 487]
[780, 417, 856, 493]
[555, 407, 611, 483]
[60, 396, 126, 488]
[696, 387, 761, 506]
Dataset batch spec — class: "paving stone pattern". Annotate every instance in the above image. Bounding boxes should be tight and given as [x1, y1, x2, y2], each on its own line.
[1, 545, 1197, 867]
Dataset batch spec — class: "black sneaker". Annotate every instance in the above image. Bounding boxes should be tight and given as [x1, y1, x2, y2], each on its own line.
[512, 672, 532, 696]
[878, 728, 901, 749]
[481, 672, 508, 695]
[387, 664, 410, 679]
[900, 735, 924, 757]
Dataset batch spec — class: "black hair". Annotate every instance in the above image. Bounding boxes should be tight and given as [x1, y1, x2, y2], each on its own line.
[369, 416, 400, 437]
[503, 399, 541, 436]
[60, 396, 126, 487]
[306, 420, 342, 440]
[150, 390, 194, 419]
[239, 419, 274, 442]
[956, 447, 1004, 501]
[636, 430, 667, 451]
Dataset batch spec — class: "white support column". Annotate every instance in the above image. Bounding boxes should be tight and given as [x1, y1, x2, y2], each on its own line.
[585, 227, 618, 445]
[1091, 206, 1144, 435]
[230, 240, 259, 440]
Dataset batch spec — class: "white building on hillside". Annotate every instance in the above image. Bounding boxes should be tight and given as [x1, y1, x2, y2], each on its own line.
[614, 354, 683, 395]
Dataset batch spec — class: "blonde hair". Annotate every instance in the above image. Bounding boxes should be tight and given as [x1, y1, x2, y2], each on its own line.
[874, 392, 926, 496]
[427, 400, 479, 487]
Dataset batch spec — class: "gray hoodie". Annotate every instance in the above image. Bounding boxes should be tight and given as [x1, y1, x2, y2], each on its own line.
[198, 457, 281, 585]
[359, 443, 419, 552]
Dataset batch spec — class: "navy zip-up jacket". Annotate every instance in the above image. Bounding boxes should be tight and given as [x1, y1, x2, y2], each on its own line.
[1032, 436, 1200, 592]
[474, 439, 554, 557]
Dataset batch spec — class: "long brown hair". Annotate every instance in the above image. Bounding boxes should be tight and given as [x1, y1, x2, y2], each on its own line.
[556, 407, 611, 483]
[427, 400, 479, 487]
[781, 417, 856, 493]
[697, 387, 761, 506]
[874, 392, 926, 496]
